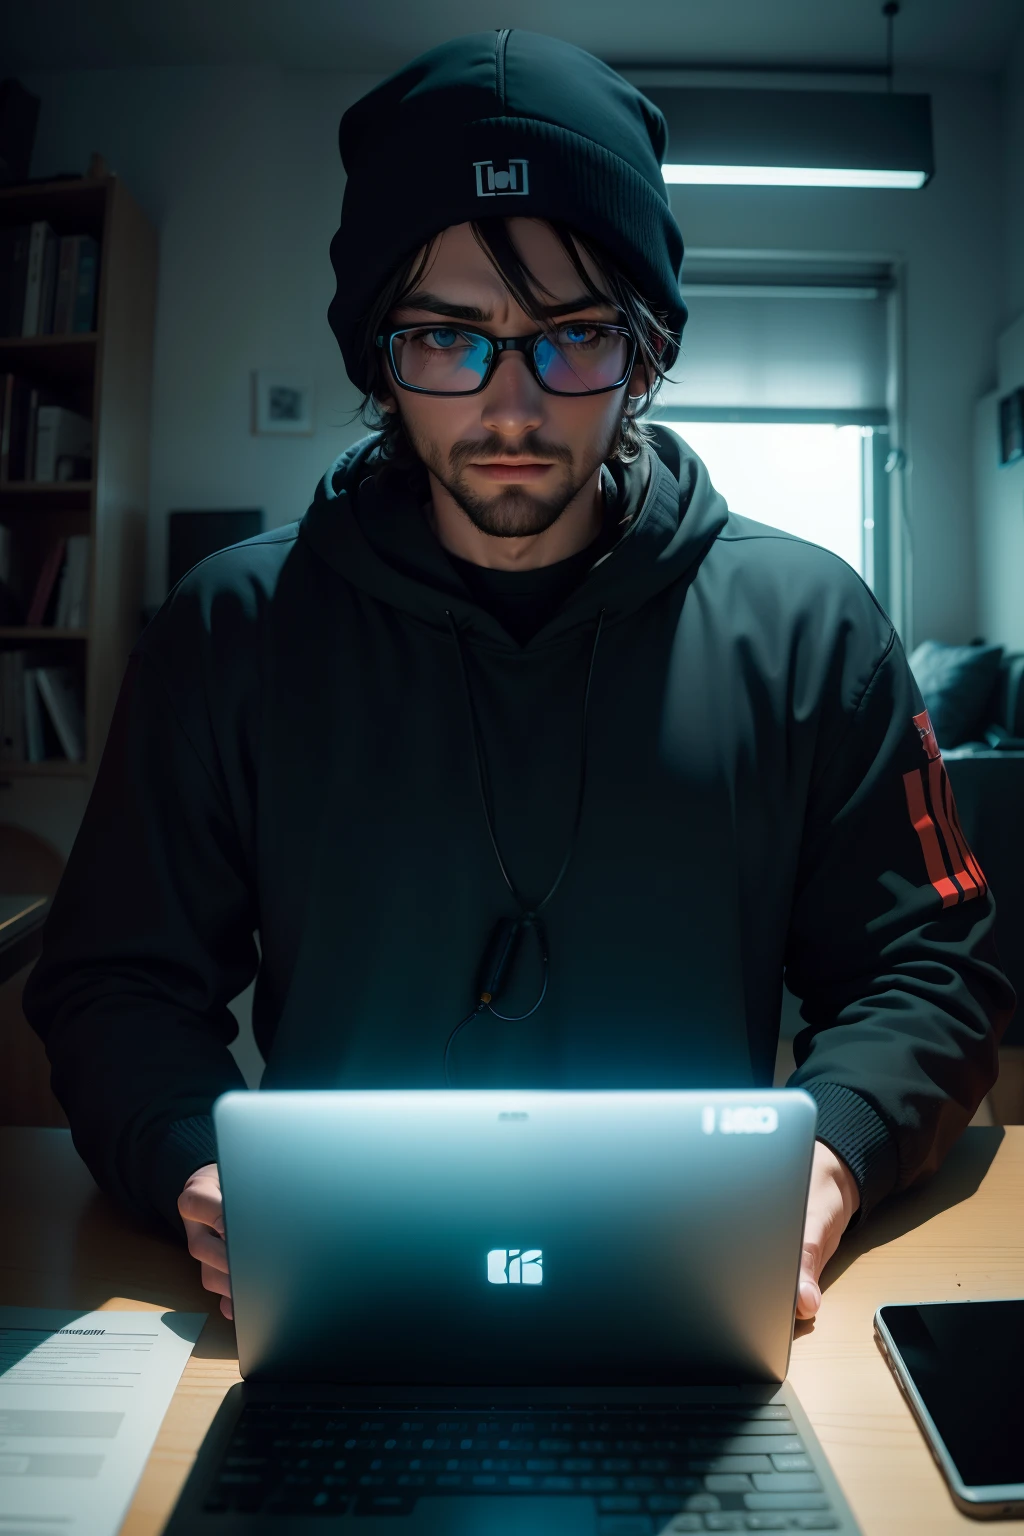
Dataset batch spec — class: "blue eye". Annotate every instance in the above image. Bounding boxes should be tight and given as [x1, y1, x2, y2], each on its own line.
[428, 328, 460, 348]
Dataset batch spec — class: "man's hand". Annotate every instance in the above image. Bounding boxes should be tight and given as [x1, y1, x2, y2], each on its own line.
[178, 1162, 232, 1320]
[796, 1140, 860, 1320]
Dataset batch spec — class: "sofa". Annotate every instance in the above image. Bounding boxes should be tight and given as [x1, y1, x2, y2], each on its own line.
[943, 651, 1024, 1045]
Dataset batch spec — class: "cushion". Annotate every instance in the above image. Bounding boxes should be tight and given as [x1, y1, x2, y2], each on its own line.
[907, 640, 1004, 748]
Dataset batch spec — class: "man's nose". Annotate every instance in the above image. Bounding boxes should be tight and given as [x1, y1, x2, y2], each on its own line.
[479, 350, 546, 439]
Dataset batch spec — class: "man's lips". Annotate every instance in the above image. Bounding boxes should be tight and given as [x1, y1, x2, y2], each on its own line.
[468, 461, 556, 481]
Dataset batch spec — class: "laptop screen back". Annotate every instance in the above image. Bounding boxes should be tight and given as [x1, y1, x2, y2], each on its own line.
[213, 1089, 817, 1386]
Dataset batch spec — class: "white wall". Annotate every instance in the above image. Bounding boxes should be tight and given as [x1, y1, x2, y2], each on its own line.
[1002, 20, 1024, 327]
[1, 59, 1009, 856]
[975, 15, 1024, 653]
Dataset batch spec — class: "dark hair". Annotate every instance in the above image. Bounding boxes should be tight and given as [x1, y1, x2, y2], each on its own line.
[353, 218, 676, 474]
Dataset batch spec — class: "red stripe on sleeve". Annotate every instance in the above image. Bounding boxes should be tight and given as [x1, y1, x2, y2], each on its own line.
[943, 769, 988, 894]
[902, 768, 960, 907]
[928, 758, 978, 901]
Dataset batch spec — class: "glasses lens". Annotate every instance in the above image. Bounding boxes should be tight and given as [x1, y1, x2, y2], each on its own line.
[534, 324, 632, 394]
[391, 328, 493, 393]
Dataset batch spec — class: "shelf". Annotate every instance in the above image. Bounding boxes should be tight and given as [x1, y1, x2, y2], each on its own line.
[0, 332, 97, 391]
[0, 333, 97, 349]
[0, 481, 93, 493]
[0, 175, 156, 793]
[0, 482, 93, 516]
[0, 175, 108, 240]
[0, 758, 90, 779]
[0, 628, 88, 641]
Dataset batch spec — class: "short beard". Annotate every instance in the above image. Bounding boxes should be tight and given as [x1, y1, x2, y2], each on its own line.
[405, 422, 621, 539]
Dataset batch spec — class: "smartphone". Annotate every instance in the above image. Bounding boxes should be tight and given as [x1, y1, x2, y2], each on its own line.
[874, 1300, 1024, 1519]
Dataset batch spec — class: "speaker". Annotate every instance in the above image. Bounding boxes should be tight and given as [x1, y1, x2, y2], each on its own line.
[167, 509, 264, 594]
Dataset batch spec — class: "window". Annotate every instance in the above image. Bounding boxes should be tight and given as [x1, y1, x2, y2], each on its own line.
[654, 420, 871, 579]
[650, 255, 897, 606]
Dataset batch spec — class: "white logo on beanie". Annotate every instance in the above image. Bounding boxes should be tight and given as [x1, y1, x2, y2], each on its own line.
[474, 159, 530, 197]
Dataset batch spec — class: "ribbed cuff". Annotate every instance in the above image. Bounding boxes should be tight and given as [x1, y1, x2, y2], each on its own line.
[802, 1081, 899, 1225]
[147, 1113, 219, 1238]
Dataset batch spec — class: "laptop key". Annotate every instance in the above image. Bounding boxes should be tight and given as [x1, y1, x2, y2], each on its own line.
[743, 1493, 830, 1511]
[353, 1495, 416, 1515]
[705, 1474, 753, 1492]
[790, 1518, 839, 1530]
[743, 1518, 789, 1530]
[600, 1494, 643, 1511]
[703, 1517, 746, 1531]
[699, 1437, 804, 1456]
[769, 1454, 812, 1472]
[750, 1473, 822, 1493]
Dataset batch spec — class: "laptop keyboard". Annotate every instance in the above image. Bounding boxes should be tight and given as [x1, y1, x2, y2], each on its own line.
[202, 1401, 842, 1530]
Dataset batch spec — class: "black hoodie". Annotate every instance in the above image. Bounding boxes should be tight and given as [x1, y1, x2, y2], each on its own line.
[22, 427, 1015, 1233]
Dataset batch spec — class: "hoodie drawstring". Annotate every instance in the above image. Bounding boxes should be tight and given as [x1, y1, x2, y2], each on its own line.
[442, 607, 606, 1083]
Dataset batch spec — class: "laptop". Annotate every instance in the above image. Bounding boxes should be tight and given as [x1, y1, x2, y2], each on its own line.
[165, 1088, 862, 1534]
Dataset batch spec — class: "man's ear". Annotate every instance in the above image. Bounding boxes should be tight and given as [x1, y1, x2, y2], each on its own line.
[374, 391, 397, 416]
[626, 357, 651, 403]
[627, 333, 667, 401]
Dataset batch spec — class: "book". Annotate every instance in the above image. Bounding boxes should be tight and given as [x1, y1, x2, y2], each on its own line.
[5, 376, 32, 480]
[21, 221, 56, 336]
[54, 535, 90, 629]
[33, 405, 92, 483]
[22, 667, 45, 762]
[0, 524, 24, 626]
[70, 236, 99, 333]
[1, 225, 31, 338]
[0, 229, 15, 337]
[0, 374, 13, 479]
[25, 387, 39, 480]
[52, 235, 78, 334]
[35, 665, 86, 761]
[0, 651, 26, 763]
[25, 537, 67, 625]
[39, 229, 59, 335]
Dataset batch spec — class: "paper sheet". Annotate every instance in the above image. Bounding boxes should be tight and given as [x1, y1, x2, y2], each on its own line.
[0, 1306, 206, 1536]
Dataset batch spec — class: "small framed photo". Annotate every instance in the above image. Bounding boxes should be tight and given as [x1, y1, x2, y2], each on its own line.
[998, 387, 1024, 466]
[252, 370, 314, 435]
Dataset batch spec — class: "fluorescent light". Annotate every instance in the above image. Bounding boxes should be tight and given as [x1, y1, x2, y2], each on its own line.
[662, 164, 927, 190]
[643, 88, 934, 193]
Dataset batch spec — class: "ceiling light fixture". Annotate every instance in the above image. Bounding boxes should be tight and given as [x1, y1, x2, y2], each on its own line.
[648, 3, 934, 192]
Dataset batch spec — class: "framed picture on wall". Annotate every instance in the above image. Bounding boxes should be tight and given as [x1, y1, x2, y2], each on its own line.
[998, 386, 1024, 466]
[252, 371, 315, 435]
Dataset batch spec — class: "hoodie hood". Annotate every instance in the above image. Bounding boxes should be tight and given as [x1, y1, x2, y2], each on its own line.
[299, 424, 729, 648]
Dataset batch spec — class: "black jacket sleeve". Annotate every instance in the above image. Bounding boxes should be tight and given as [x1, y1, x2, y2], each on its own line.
[21, 645, 258, 1234]
[784, 628, 1016, 1221]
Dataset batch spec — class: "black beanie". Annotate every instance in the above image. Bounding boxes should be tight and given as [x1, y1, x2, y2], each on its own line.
[327, 28, 687, 393]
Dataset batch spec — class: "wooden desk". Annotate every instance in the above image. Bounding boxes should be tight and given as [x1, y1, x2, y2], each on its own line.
[1, 1126, 1022, 1536]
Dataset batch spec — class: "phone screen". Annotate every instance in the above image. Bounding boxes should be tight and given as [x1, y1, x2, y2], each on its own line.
[879, 1301, 1024, 1489]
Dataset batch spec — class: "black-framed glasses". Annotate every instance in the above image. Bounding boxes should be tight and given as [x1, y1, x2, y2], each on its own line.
[375, 321, 638, 397]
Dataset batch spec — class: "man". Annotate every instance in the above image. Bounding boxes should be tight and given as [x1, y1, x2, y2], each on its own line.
[24, 31, 1013, 1329]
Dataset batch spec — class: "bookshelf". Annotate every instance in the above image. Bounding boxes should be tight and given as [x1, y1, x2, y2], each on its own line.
[0, 172, 156, 779]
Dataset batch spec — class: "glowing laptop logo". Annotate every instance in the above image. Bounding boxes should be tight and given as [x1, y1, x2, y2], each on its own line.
[487, 1248, 543, 1285]
[701, 1105, 779, 1134]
